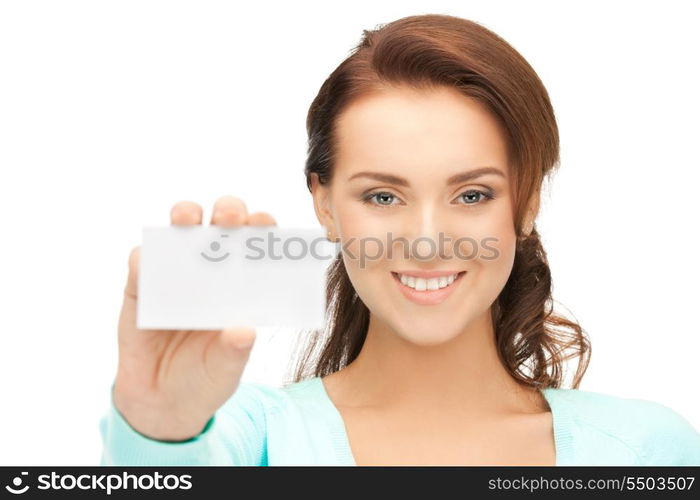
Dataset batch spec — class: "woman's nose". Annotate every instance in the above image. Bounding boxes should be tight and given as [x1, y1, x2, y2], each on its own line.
[409, 206, 454, 261]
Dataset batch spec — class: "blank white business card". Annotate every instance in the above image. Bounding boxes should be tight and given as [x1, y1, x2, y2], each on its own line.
[136, 225, 337, 330]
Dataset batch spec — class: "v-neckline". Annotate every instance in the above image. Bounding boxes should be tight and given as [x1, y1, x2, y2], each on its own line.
[312, 375, 572, 466]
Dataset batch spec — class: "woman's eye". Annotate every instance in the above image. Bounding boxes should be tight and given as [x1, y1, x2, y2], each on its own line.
[457, 189, 494, 206]
[363, 191, 400, 208]
[362, 189, 494, 209]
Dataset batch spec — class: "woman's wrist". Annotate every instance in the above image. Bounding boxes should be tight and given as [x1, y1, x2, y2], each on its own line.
[111, 381, 213, 442]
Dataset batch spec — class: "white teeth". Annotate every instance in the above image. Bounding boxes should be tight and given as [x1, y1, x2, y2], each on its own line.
[397, 272, 460, 291]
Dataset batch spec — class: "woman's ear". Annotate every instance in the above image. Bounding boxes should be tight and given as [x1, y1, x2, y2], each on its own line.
[527, 190, 540, 221]
[525, 191, 541, 234]
[310, 173, 336, 234]
[519, 191, 541, 238]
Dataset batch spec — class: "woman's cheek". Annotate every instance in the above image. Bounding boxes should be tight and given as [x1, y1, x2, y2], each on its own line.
[335, 207, 394, 270]
[474, 227, 517, 303]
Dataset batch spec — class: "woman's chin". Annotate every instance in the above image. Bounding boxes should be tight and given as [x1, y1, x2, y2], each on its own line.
[394, 323, 464, 347]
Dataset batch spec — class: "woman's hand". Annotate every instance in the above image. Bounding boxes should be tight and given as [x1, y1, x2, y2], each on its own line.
[112, 196, 277, 441]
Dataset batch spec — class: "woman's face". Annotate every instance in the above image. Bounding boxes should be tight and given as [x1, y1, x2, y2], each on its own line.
[312, 84, 525, 346]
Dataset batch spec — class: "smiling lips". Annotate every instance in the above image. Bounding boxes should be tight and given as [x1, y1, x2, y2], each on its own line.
[391, 270, 467, 305]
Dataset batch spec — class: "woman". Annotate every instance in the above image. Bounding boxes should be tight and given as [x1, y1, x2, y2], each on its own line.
[100, 14, 700, 466]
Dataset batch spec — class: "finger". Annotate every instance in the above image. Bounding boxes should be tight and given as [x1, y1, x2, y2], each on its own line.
[210, 195, 248, 227]
[220, 326, 257, 351]
[247, 211, 277, 226]
[203, 327, 257, 381]
[170, 200, 203, 226]
[124, 246, 140, 299]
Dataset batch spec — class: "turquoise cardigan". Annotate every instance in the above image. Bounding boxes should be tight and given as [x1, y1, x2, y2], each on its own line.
[99, 377, 700, 465]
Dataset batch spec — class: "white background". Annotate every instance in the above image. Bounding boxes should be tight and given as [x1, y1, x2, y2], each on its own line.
[1, 0, 698, 465]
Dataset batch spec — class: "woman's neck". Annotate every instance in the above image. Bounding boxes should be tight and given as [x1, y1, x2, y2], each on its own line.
[328, 310, 547, 416]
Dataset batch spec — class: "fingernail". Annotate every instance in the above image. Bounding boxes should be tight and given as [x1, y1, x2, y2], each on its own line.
[233, 337, 254, 349]
[224, 328, 255, 349]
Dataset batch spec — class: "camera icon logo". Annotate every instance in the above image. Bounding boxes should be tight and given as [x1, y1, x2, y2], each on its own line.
[5, 472, 29, 494]
[201, 234, 230, 262]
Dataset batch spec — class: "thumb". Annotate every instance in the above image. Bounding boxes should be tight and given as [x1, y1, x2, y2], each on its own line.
[124, 246, 140, 300]
[220, 326, 257, 351]
[202, 327, 257, 383]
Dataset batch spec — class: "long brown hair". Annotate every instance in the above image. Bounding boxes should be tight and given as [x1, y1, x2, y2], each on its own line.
[290, 14, 591, 389]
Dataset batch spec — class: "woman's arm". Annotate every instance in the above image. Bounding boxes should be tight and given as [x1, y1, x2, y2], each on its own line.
[99, 381, 267, 466]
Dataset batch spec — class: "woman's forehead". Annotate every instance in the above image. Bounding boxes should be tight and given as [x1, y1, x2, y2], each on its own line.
[334, 86, 510, 183]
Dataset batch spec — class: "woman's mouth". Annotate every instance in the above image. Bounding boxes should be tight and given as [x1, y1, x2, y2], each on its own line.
[390, 270, 467, 305]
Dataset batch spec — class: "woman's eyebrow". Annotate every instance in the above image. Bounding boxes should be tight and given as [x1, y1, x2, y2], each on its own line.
[347, 167, 505, 186]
